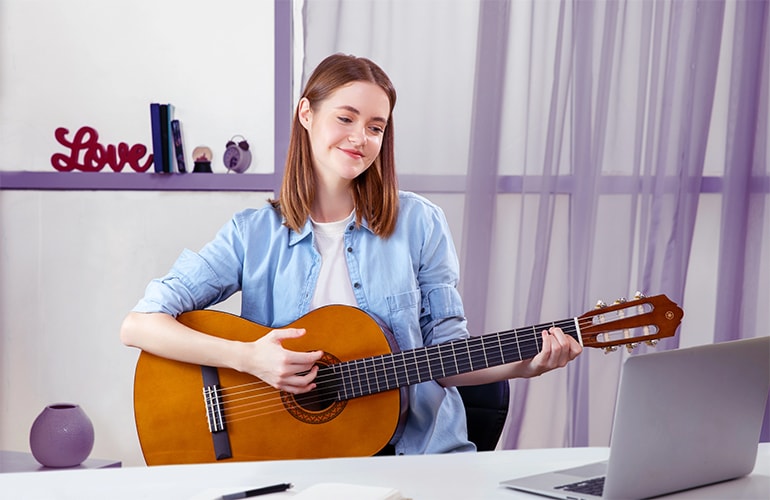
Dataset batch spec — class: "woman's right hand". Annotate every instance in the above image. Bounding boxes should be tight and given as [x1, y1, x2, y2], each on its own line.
[121, 312, 324, 394]
[240, 328, 324, 394]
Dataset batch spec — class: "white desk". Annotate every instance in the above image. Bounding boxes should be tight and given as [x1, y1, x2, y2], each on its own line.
[0, 450, 121, 473]
[0, 444, 768, 499]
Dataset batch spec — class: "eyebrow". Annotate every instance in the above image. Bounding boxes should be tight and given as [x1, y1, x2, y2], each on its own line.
[336, 105, 388, 124]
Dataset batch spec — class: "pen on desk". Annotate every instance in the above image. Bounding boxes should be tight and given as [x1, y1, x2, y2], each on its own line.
[221, 482, 293, 499]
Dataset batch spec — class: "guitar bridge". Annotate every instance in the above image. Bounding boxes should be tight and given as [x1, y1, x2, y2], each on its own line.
[203, 384, 226, 433]
[200, 365, 232, 460]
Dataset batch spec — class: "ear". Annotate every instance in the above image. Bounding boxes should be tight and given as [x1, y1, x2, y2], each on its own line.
[297, 97, 312, 130]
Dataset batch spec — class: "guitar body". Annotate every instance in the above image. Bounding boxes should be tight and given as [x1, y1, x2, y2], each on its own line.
[133, 306, 405, 465]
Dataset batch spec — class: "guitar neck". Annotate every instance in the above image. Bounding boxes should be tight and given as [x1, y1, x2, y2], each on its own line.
[323, 318, 580, 401]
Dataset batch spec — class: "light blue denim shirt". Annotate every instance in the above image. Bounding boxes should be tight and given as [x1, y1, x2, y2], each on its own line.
[134, 191, 475, 455]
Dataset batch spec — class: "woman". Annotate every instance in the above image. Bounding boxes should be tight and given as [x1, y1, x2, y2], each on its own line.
[120, 53, 582, 455]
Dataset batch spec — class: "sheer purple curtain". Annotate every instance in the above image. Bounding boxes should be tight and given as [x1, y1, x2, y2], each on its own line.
[299, 0, 769, 448]
[715, 0, 769, 440]
[715, 0, 768, 344]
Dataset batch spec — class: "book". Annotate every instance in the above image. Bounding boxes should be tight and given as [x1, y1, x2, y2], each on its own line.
[149, 103, 165, 173]
[166, 103, 176, 172]
[171, 119, 186, 173]
[159, 104, 171, 173]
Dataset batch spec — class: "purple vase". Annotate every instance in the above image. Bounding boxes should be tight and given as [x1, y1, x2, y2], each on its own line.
[29, 403, 95, 468]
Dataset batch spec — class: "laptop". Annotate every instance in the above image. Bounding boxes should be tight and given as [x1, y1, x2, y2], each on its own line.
[501, 336, 770, 499]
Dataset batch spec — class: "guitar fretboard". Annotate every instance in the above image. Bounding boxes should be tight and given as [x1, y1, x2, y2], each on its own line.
[320, 318, 580, 401]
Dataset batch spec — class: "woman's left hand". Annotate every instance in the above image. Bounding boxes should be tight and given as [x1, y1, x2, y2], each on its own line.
[517, 326, 583, 378]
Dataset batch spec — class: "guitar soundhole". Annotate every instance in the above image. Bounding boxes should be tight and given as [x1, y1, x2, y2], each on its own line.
[281, 352, 346, 425]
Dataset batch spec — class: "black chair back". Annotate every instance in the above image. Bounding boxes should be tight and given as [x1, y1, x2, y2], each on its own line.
[457, 381, 510, 451]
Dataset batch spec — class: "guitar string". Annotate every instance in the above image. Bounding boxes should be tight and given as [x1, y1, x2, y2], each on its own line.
[207, 302, 660, 425]
[214, 337, 557, 424]
[220, 315, 580, 399]
[218, 339, 559, 425]
[212, 311, 643, 424]
[208, 313, 627, 424]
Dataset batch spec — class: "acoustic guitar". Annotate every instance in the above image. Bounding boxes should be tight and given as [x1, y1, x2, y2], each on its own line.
[133, 293, 682, 465]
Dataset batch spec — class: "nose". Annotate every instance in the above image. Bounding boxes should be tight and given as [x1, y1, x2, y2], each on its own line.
[349, 128, 367, 146]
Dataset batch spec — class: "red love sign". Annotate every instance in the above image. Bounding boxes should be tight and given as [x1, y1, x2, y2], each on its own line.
[51, 126, 153, 172]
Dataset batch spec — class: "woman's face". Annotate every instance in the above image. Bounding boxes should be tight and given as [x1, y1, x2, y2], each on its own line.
[299, 80, 390, 187]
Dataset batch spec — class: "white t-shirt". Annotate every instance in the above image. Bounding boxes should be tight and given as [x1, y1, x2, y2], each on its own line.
[310, 211, 357, 309]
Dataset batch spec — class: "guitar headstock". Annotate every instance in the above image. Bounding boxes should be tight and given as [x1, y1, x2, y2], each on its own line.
[579, 292, 683, 353]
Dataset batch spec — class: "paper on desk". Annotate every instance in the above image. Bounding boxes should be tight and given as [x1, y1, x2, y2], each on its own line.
[293, 482, 407, 500]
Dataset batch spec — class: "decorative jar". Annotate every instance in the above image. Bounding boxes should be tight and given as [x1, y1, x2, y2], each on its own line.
[29, 403, 94, 467]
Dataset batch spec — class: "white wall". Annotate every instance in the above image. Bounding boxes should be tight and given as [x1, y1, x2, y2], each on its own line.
[0, 0, 275, 173]
[0, 0, 274, 466]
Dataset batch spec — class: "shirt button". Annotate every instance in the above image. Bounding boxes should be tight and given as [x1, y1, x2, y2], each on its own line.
[353, 282, 361, 289]
[347, 247, 353, 253]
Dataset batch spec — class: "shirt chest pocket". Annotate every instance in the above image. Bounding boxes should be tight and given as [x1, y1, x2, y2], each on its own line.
[385, 289, 422, 348]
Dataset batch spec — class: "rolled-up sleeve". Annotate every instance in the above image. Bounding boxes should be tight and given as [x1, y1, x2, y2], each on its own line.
[407, 198, 468, 346]
[420, 285, 468, 345]
[133, 217, 246, 316]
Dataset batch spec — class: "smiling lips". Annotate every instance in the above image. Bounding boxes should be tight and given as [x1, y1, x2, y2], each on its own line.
[339, 147, 364, 159]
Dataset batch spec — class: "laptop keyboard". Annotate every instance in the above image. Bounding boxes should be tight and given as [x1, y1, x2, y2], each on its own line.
[555, 476, 605, 496]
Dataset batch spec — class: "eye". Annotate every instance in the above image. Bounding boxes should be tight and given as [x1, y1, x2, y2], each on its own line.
[337, 116, 353, 124]
[369, 125, 385, 135]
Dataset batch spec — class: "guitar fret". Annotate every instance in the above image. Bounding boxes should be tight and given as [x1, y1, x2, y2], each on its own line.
[363, 358, 377, 394]
[514, 330, 522, 361]
[481, 335, 503, 367]
[403, 352, 412, 385]
[330, 364, 341, 400]
[400, 352, 410, 385]
[337, 363, 351, 400]
[372, 356, 383, 394]
[417, 348, 432, 382]
[354, 359, 364, 398]
[532, 325, 540, 353]
[369, 357, 378, 395]
[407, 350, 420, 384]
[456, 339, 472, 373]
[428, 344, 444, 379]
[350, 361, 361, 398]
[346, 361, 356, 399]
[496, 332, 507, 364]
[356, 359, 367, 398]
[386, 354, 397, 390]
[348, 359, 359, 398]
[467, 337, 480, 371]
[466, 338, 475, 371]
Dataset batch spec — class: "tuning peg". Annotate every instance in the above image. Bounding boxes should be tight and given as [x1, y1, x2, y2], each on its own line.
[595, 300, 607, 309]
[603, 346, 618, 354]
[626, 343, 639, 353]
[614, 297, 627, 305]
[634, 291, 646, 300]
[645, 339, 658, 347]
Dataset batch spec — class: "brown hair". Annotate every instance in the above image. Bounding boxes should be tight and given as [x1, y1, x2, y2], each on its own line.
[271, 53, 399, 237]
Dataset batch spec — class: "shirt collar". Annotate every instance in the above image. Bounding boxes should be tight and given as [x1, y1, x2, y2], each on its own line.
[287, 213, 374, 246]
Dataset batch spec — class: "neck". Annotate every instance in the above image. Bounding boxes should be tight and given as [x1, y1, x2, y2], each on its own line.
[312, 184, 355, 223]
